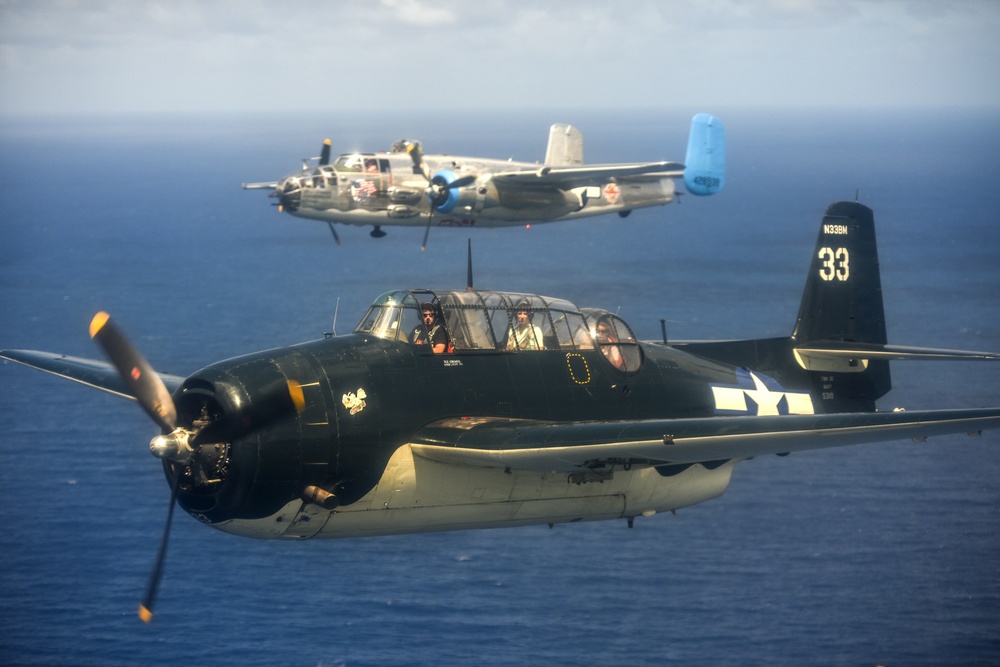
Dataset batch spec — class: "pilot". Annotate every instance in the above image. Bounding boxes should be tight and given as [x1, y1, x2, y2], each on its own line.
[411, 302, 450, 354]
[506, 302, 545, 351]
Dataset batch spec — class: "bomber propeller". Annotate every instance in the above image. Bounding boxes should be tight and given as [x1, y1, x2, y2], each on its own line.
[405, 141, 476, 250]
[88, 312, 304, 622]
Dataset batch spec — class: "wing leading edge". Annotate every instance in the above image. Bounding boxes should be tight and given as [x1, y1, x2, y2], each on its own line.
[409, 409, 1000, 473]
[0, 349, 185, 401]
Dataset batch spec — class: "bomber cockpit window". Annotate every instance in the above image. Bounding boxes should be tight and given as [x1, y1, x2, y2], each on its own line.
[582, 309, 643, 373]
[334, 154, 364, 172]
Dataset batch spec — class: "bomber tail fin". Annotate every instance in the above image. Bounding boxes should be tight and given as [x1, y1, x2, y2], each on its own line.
[545, 124, 584, 166]
[683, 113, 725, 196]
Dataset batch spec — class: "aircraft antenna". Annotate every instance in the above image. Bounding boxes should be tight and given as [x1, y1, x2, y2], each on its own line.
[660, 319, 668, 345]
[467, 239, 474, 291]
[332, 298, 340, 337]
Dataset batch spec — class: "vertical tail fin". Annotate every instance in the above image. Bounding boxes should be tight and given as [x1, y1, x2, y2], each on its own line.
[793, 201, 887, 345]
[545, 124, 584, 166]
[792, 201, 891, 411]
[683, 113, 725, 196]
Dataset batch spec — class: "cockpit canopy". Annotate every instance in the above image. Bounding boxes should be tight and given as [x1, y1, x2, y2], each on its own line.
[354, 289, 642, 371]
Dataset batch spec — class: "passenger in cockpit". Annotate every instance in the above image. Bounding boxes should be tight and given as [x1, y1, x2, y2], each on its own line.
[410, 302, 450, 354]
[595, 320, 624, 369]
[506, 302, 545, 351]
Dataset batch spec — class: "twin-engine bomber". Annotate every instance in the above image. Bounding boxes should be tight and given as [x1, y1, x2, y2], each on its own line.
[242, 114, 725, 246]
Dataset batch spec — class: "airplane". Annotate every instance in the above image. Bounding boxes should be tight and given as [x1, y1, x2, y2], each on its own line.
[2, 200, 998, 623]
[242, 113, 725, 247]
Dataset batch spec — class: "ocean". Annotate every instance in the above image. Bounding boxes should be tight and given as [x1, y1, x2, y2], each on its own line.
[1, 107, 998, 666]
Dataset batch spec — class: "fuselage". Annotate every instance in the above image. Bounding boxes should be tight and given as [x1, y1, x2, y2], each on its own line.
[271, 150, 676, 228]
[169, 289, 815, 539]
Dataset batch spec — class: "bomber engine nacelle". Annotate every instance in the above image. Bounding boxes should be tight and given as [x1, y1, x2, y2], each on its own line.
[430, 170, 582, 221]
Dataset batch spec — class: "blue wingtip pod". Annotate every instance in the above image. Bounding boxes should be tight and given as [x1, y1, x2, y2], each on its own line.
[683, 113, 726, 196]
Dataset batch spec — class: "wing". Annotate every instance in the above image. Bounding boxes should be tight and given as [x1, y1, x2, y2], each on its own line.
[490, 161, 685, 189]
[1, 349, 185, 401]
[409, 410, 1000, 473]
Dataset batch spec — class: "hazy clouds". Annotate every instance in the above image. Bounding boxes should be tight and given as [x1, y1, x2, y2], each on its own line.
[1, 0, 997, 115]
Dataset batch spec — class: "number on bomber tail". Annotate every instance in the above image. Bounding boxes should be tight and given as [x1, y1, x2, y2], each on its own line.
[818, 247, 850, 282]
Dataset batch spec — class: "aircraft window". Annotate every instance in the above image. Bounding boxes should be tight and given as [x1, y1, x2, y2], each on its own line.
[480, 293, 513, 349]
[335, 155, 364, 172]
[356, 290, 597, 353]
[439, 292, 495, 351]
[355, 291, 421, 342]
[544, 298, 592, 350]
[550, 310, 593, 349]
[500, 295, 551, 352]
[583, 309, 643, 373]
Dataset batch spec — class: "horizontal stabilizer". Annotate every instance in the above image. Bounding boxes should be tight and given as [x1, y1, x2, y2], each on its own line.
[0, 349, 185, 400]
[409, 408, 1000, 473]
[683, 113, 725, 196]
[794, 341, 1000, 372]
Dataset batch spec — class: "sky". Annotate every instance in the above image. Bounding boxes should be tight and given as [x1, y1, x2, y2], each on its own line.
[0, 0, 998, 117]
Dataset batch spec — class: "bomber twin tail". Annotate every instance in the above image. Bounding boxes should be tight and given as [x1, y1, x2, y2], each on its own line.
[3, 201, 998, 621]
[242, 114, 725, 245]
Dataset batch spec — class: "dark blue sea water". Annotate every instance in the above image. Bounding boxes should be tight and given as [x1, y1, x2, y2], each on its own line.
[1, 108, 998, 666]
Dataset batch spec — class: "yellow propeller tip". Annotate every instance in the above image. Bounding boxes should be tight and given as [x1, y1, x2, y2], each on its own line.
[138, 605, 153, 623]
[324, 138, 331, 146]
[288, 380, 306, 414]
[89, 312, 110, 339]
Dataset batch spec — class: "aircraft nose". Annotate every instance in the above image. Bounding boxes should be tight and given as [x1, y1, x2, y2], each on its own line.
[272, 175, 302, 212]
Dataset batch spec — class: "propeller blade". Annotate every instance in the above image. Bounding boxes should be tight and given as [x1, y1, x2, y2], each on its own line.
[447, 174, 476, 190]
[319, 139, 331, 166]
[326, 221, 341, 245]
[407, 142, 429, 180]
[89, 312, 177, 432]
[138, 464, 181, 623]
[421, 212, 433, 252]
[193, 379, 305, 447]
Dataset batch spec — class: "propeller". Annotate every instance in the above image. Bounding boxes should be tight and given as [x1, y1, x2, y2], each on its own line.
[406, 142, 476, 250]
[319, 138, 331, 166]
[89, 311, 304, 622]
[419, 171, 476, 251]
